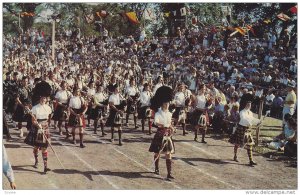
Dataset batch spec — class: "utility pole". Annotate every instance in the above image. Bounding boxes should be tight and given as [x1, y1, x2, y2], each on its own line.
[52, 20, 55, 62]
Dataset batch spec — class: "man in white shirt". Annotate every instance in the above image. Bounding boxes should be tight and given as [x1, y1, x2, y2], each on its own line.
[230, 98, 261, 167]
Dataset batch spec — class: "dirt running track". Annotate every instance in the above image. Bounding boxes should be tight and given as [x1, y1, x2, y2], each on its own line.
[3, 118, 297, 190]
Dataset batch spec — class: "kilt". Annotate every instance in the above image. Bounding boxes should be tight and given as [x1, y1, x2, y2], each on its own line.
[126, 97, 138, 114]
[149, 128, 175, 154]
[229, 124, 255, 149]
[105, 105, 123, 127]
[89, 105, 105, 120]
[68, 108, 86, 128]
[172, 107, 184, 119]
[138, 106, 149, 119]
[52, 104, 68, 121]
[12, 105, 27, 122]
[24, 120, 50, 148]
[190, 109, 205, 126]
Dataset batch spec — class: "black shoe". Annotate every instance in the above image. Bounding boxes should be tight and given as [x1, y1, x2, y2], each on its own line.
[135, 125, 139, 129]
[154, 169, 159, 175]
[102, 132, 107, 136]
[148, 131, 152, 135]
[249, 161, 257, 166]
[233, 157, 239, 162]
[201, 140, 207, 144]
[33, 162, 38, 168]
[80, 143, 86, 148]
[94, 131, 97, 134]
[44, 167, 51, 174]
[167, 174, 175, 179]
[119, 142, 123, 146]
[194, 138, 198, 142]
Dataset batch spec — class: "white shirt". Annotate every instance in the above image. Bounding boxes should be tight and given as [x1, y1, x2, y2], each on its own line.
[126, 86, 138, 96]
[109, 93, 121, 105]
[266, 94, 275, 105]
[239, 109, 260, 127]
[140, 91, 151, 107]
[154, 108, 172, 128]
[87, 88, 96, 97]
[196, 94, 206, 109]
[94, 92, 107, 103]
[31, 103, 52, 120]
[255, 89, 264, 98]
[55, 90, 71, 104]
[174, 92, 185, 107]
[69, 96, 84, 109]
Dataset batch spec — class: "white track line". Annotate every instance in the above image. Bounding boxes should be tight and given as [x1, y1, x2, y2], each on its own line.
[88, 131, 235, 189]
[51, 135, 120, 189]
[86, 132, 182, 189]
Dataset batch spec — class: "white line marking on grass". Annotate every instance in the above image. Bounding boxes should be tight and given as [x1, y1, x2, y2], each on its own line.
[51, 136, 120, 189]
[86, 132, 182, 189]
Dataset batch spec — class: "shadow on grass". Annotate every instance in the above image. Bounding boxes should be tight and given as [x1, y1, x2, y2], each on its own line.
[52, 169, 159, 180]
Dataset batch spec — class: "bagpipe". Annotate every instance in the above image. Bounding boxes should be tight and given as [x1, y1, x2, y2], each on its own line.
[127, 93, 140, 114]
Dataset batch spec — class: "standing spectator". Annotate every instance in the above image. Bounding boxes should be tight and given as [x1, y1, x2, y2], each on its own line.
[3, 145, 16, 189]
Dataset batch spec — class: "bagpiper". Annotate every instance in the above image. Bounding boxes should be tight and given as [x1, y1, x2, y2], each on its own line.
[124, 77, 140, 129]
[52, 81, 72, 137]
[68, 87, 88, 148]
[229, 95, 261, 166]
[138, 83, 153, 134]
[105, 85, 127, 146]
[149, 86, 176, 180]
[24, 81, 52, 173]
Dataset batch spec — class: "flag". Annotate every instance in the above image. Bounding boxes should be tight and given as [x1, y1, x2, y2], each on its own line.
[235, 27, 246, 36]
[246, 24, 256, 36]
[263, 19, 271, 24]
[186, 6, 191, 15]
[85, 14, 95, 24]
[180, 7, 186, 16]
[125, 12, 139, 24]
[277, 13, 290, 21]
[290, 5, 297, 14]
[144, 8, 155, 20]
[164, 12, 170, 18]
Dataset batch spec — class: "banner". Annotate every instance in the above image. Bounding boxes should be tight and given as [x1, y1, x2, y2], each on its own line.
[125, 12, 139, 24]
[235, 27, 246, 36]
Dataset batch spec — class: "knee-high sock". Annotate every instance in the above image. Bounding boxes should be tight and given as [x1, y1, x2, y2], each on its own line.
[247, 146, 253, 162]
[234, 145, 238, 158]
[118, 130, 122, 144]
[134, 116, 137, 127]
[141, 120, 145, 132]
[126, 114, 129, 124]
[111, 128, 114, 139]
[33, 148, 39, 163]
[182, 123, 186, 134]
[79, 133, 83, 145]
[94, 120, 98, 132]
[42, 151, 48, 168]
[100, 123, 105, 134]
[201, 129, 206, 141]
[194, 127, 198, 139]
[148, 120, 152, 133]
[18, 123, 22, 130]
[166, 159, 172, 175]
[154, 155, 159, 171]
[65, 123, 69, 134]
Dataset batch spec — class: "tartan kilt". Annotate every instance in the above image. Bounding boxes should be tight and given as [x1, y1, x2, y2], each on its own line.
[52, 104, 68, 121]
[149, 128, 175, 154]
[190, 109, 204, 126]
[68, 109, 86, 128]
[105, 104, 124, 127]
[12, 105, 27, 122]
[229, 124, 255, 148]
[24, 120, 50, 148]
[172, 107, 182, 119]
[89, 105, 104, 120]
[138, 106, 148, 119]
